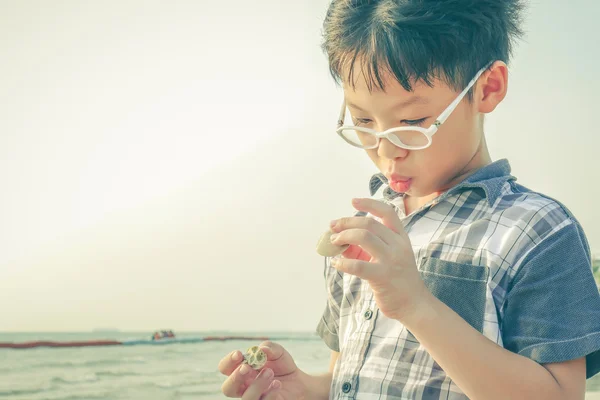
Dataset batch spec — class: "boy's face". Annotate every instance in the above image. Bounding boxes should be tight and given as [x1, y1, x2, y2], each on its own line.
[342, 68, 496, 200]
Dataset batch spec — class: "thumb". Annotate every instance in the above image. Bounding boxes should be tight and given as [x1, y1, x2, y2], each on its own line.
[258, 341, 297, 376]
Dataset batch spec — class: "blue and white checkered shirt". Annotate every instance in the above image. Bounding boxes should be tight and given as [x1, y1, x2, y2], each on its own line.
[316, 159, 600, 399]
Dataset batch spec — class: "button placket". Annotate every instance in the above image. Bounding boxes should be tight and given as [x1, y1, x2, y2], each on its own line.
[347, 297, 377, 398]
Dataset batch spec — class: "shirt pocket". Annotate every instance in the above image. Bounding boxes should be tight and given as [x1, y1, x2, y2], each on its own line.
[419, 257, 489, 333]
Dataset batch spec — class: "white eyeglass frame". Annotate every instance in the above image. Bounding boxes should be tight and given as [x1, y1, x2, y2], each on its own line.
[336, 62, 493, 150]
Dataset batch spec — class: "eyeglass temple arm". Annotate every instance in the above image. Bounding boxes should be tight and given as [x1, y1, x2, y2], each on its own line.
[436, 63, 492, 125]
[336, 63, 493, 127]
[337, 100, 347, 128]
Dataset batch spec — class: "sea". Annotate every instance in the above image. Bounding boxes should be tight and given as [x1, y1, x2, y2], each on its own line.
[1, 331, 599, 400]
[0, 331, 329, 400]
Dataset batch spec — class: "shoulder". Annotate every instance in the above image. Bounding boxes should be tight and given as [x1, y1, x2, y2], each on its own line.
[495, 180, 584, 239]
[492, 180, 591, 271]
[499, 181, 572, 223]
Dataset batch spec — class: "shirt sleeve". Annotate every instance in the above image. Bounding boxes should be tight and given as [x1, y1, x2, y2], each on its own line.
[316, 256, 344, 352]
[501, 220, 600, 379]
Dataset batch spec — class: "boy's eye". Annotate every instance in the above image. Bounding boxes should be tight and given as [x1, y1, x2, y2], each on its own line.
[352, 117, 429, 127]
[354, 118, 372, 125]
[403, 118, 428, 126]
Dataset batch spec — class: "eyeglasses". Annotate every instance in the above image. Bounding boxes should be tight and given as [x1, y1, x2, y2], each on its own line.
[336, 63, 492, 150]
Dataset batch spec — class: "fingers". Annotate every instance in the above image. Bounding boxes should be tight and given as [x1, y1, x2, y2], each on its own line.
[240, 368, 276, 400]
[219, 350, 244, 376]
[350, 198, 405, 236]
[331, 257, 386, 281]
[330, 228, 390, 260]
[220, 342, 291, 399]
[340, 244, 372, 262]
[218, 342, 281, 376]
[331, 215, 397, 246]
[257, 341, 296, 377]
[257, 341, 283, 361]
[261, 380, 284, 400]
[221, 363, 259, 397]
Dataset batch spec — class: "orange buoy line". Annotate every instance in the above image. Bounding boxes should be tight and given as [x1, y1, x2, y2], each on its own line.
[0, 336, 280, 349]
[0, 340, 122, 349]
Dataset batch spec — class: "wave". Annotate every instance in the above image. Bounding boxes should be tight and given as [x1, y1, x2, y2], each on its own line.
[39, 392, 111, 400]
[50, 374, 98, 384]
[175, 388, 221, 396]
[198, 373, 223, 384]
[23, 356, 146, 371]
[121, 356, 146, 363]
[96, 370, 142, 378]
[0, 384, 52, 396]
[31, 359, 118, 369]
[154, 377, 218, 390]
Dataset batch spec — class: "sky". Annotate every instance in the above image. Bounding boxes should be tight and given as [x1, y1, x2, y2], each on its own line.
[0, 0, 598, 332]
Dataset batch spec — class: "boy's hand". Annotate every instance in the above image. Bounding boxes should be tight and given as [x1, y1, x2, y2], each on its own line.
[218, 341, 307, 399]
[329, 198, 430, 322]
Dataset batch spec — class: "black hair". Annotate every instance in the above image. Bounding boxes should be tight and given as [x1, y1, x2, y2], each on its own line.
[322, 0, 525, 96]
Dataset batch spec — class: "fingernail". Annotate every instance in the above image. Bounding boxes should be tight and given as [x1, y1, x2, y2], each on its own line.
[330, 257, 338, 267]
[239, 364, 251, 375]
[231, 351, 241, 361]
[330, 233, 339, 241]
[352, 198, 360, 205]
[330, 220, 337, 228]
[270, 380, 282, 389]
[261, 368, 273, 379]
[259, 345, 270, 353]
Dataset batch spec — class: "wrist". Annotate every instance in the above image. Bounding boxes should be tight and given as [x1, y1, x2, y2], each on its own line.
[396, 286, 439, 331]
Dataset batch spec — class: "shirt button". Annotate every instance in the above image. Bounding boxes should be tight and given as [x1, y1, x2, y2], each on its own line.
[364, 309, 373, 320]
[342, 382, 352, 393]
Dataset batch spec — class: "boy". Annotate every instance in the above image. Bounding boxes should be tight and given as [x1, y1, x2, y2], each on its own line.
[218, 1, 600, 398]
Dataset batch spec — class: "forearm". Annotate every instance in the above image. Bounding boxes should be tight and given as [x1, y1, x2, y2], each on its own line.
[401, 291, 567, 400]
[299, 371, 332, 400]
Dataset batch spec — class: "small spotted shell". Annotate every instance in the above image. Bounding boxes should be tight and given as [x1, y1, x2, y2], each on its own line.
[242, 346, 267, 370]
[316, 229, 349, 257]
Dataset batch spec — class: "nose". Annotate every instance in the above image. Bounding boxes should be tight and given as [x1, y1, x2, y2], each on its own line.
[377, 137, 409, 160]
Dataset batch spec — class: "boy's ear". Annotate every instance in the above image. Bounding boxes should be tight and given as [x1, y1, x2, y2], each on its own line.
[478, 61, 508, 114]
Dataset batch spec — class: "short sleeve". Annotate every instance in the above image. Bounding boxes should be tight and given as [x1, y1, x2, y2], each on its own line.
[501, 221, 600, 379]
[316, 256, 344, 352]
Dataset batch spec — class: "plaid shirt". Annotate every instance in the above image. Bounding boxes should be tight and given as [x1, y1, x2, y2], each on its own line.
[316, 159, 600, 399]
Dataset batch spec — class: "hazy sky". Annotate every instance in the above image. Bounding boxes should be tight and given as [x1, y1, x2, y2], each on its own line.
[1, 0, 598, 332]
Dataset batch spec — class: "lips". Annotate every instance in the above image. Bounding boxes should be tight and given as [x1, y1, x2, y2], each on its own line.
[389, 174, 412, 193]
[390, 174, 410, 182]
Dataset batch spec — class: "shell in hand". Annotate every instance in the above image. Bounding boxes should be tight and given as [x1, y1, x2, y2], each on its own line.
[242, 346, 267, 370]
[316, 229, 349, 257]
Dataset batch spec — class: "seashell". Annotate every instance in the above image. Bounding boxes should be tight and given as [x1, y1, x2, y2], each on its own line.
[242, 346, 267, 370]
[316, 229, 349, 257]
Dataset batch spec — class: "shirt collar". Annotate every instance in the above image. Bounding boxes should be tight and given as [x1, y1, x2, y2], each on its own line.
[369, 159, 516, 207]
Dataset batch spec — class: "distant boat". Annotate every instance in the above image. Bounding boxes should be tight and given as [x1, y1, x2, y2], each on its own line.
[152, 329, 175, 341]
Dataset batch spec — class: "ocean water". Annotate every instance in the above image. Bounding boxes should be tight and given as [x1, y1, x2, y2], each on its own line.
[0, 332, 329, 400]
[1, 332, 599, 400]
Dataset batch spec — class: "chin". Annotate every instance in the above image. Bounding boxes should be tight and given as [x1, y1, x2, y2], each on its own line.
[405, 185, 437, 198]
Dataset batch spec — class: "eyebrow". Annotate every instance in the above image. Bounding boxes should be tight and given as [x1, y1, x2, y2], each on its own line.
[347, 96, 430, 113]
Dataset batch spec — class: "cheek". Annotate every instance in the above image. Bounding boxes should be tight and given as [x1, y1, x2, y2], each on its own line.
[416, 146, 450, 177]
[434, 109, 479, 155]
[415, 129, 475, 177]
